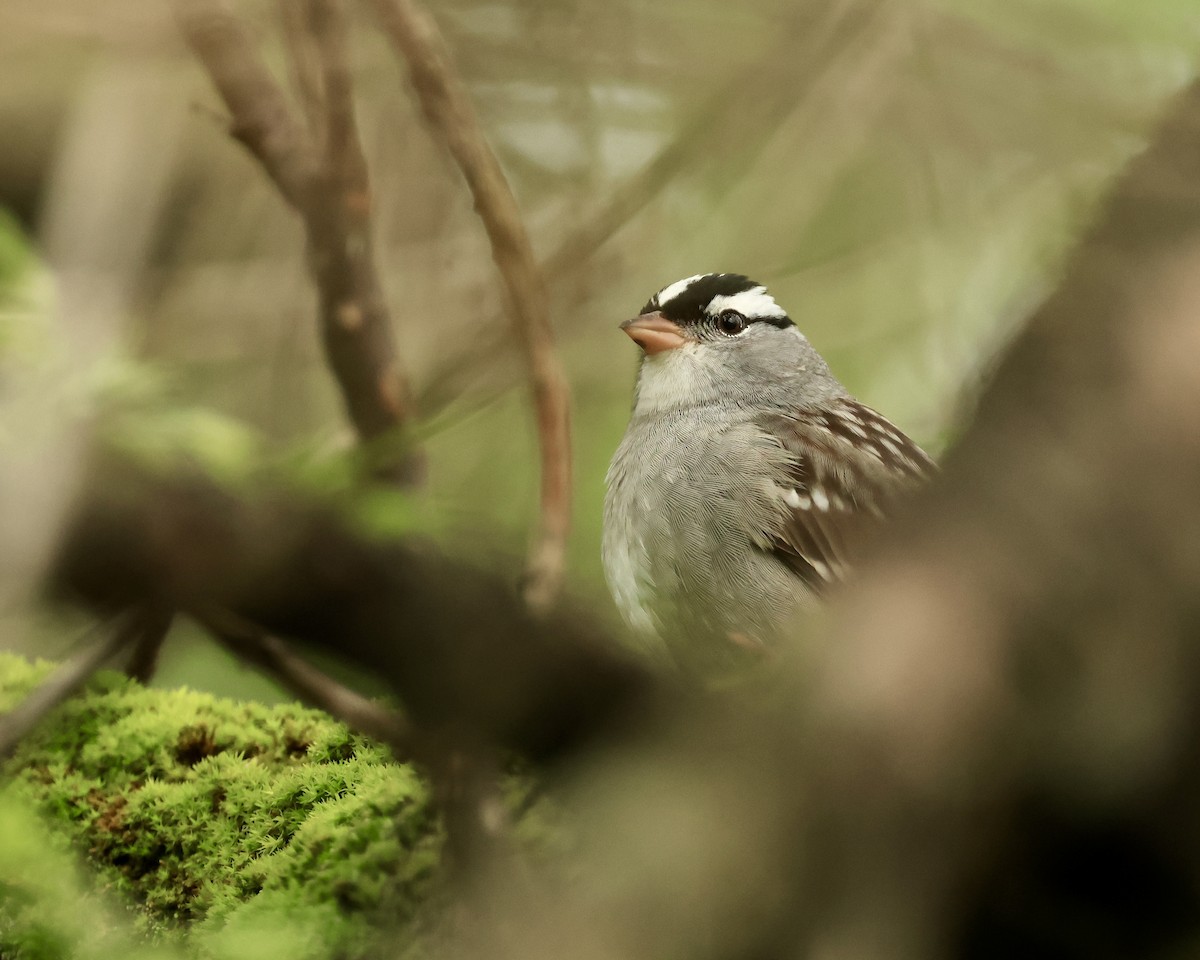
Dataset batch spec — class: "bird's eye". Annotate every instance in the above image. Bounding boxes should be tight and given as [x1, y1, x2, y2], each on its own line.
[716, 311, 747, 335]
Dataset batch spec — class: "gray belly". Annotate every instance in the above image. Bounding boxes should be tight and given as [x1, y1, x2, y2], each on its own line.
[602, 411, 806, 671]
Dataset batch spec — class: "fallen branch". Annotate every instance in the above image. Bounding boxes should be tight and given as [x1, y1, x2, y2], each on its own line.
[369, 0, 572, 612]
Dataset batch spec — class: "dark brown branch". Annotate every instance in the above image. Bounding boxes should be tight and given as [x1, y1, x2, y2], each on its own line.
[177, 1, 319, 210]
[0, 611, 145, 760]
[195, 606, 414, 757]
[48, 456, 656, 764]
[368, 0, 572, 611]
[123, 606, 175, 682]
[176, 0, 421, 484]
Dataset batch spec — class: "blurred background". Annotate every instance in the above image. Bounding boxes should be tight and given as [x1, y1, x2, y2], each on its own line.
[1, 0, 1198, 698]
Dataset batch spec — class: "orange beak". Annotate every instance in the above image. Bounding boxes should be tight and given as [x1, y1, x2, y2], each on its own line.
[620, 311, 688, 355]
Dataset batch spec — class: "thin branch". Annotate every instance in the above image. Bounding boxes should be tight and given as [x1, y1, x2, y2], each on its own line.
[414, 0, 889, 414]
[124, 606, 175, 683]
[0, 611, 144, 761]
[368, 0, 572, 612]
[176, 0, 422, 484]
[310, 0, 362, 183]
[194, 606, 414, 758]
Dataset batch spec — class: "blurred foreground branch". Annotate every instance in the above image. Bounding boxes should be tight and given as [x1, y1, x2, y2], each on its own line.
[801, 75, 1200, 956]
[0, 611, 146, 759]
[48, 459, 655, 764]
[370, 0, 573, 612]
[176, 0, 422, 483]
[195, 606, 414, 757]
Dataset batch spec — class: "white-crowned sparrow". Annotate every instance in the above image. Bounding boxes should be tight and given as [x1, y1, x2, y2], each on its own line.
[603, 273, 934, 673]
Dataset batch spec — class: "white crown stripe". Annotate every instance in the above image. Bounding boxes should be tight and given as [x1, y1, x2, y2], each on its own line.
[705, 289, 787, 319]
[653, 274, 709, 308]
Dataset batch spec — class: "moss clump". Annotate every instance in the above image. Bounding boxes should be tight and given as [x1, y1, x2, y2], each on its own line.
[0, 653, 442, 960]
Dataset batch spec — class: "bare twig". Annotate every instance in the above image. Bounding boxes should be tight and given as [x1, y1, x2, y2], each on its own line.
[194, 606, 414, 758]
[416, 0, 885, 414]
[178, 1, 318, 209]
[0, 611, 144, 761]
[368, 0, 572, 612]
[176, 0, 422, 484]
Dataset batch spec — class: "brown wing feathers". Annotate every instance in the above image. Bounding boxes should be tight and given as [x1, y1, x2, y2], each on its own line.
[758, 399, 934, 591]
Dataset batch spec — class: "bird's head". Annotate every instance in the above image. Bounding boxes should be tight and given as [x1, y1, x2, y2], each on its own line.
[622, 273, 844, 415]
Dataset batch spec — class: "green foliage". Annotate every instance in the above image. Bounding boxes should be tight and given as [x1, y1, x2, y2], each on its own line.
[0, 654, 443, 960]
[0, 210, 31, 306]
[0, 210, 42, 365]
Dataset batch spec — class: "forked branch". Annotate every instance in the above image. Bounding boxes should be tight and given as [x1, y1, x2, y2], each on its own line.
[176, 0, 422, 484]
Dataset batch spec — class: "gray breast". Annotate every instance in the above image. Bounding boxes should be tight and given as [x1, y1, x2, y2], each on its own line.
[602, 405, 810, 671]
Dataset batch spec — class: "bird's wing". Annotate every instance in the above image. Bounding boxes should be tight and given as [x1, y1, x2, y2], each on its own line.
[755, 398, 936, 591]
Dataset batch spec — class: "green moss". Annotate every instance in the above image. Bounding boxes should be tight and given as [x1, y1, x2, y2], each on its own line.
[0, 653, 442, 959]
[0, 786, 173, 960]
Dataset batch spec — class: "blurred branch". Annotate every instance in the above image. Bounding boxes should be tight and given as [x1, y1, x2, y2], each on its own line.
[787, 76, 1200, 958]
[0, 610, 146, 760]
[123, 606, 174, 682]
[278, 0, 325, 139]
[368, 0, 572, 612]
[177, 0, 318, 209]
[176, 0, 422, 484]
[48, 457, 654, 764]
[195, 606, 415, 758]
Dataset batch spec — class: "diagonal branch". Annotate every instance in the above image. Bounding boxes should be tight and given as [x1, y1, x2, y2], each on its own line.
[0, 611, 147, 761]
[368, 0, 572, 612]
[194, 606, 414, 758]
[178, 1, 319, 210]
[176, 0, 422, 484]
